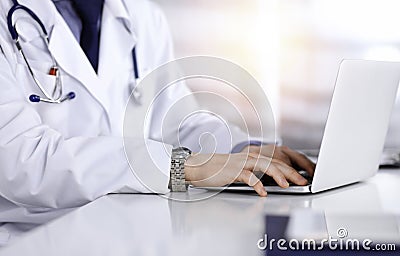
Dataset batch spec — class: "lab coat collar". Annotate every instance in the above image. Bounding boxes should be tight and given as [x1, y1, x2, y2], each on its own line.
[104, 0, 133, 33]
[97, 1, 137, 86]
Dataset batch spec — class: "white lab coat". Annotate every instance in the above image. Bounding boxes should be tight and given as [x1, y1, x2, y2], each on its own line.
[0, 0, 250, 209]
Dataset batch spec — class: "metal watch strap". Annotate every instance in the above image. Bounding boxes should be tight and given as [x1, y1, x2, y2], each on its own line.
[169, 147, 192, 192]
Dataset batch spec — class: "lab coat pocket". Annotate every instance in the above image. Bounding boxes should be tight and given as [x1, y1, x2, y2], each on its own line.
[15, 62, 58, 98]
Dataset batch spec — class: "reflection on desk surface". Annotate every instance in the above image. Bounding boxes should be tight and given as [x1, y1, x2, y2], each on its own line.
[0, 169, 398, 255]
[0, 197, 75, 247]
[264, 211, 400, 255]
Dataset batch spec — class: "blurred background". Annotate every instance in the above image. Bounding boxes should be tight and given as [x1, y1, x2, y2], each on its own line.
[153, 0, 400, 150]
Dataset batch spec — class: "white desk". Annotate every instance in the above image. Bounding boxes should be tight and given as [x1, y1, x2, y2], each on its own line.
[0, 169, 399, 255]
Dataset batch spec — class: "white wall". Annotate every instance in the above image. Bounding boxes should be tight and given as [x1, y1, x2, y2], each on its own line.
[154, 0, 400, 149]
[153, 0, 280, 140]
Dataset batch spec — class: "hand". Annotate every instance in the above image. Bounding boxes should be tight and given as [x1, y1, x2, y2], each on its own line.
[243, 144, 316, 178]
[184, 145, 315, 197]
[185, 153, 270, 196]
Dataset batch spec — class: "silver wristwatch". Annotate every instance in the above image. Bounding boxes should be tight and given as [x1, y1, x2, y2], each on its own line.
[169, 147, 192, 192]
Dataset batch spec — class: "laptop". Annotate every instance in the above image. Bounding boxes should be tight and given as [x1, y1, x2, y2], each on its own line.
[199, 60, 400, 194]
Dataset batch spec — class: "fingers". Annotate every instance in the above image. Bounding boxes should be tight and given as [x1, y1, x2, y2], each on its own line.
[281, 146, 316, 176]
[265, 164, 290, 188]
[246, 154, 308, 186]
[272, 160, 308, 186]
[241, 152, 310, 195]
[245, 155, 290, 188]
[239, 170, 267, 197]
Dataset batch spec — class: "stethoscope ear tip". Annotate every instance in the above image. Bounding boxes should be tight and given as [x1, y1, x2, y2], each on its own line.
[59, 91, 76, 103]
[29, 92, 76, 103]
[29, 94, 41, 103]
[67, 92, 76, 100]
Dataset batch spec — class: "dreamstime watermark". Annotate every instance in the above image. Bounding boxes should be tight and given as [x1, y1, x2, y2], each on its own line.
[257, 228, 397, 251]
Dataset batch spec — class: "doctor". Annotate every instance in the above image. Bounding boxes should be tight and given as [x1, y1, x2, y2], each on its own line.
[0, 0, 315, 209]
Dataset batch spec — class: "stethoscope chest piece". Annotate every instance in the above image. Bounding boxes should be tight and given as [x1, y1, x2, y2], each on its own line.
[130, 81, 143, 106]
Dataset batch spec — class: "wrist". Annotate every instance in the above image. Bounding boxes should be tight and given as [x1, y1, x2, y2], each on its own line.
[232, 140, 264, 153]
[241, 145, 260, 154]
[184, 155, 197, 184]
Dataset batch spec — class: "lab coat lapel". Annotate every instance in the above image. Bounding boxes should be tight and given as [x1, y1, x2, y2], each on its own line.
[48, 14, 112, 115]
[97, 0, 137, 85]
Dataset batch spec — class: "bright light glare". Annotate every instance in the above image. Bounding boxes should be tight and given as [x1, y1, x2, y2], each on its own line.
[312, 0, 400, 42]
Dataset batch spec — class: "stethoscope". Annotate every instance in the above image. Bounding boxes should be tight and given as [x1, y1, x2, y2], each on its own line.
[7, 0, 141, 105]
